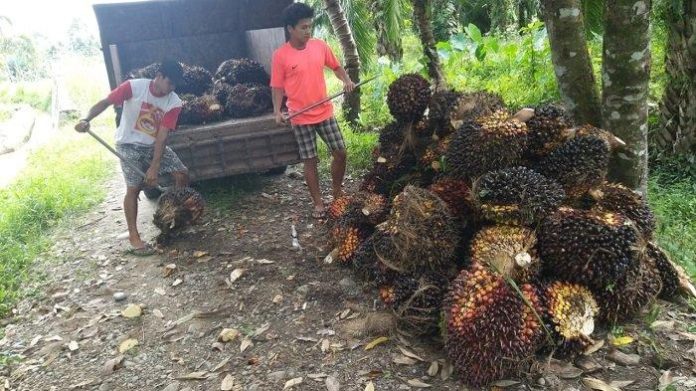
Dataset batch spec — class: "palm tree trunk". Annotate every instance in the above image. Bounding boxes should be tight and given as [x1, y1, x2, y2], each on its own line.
[602, 0, 651, 193]
[413, 0, 446, 91]
[323, 0, 361, 122]
[542, 0, 602, 126]
[656, 0, 696, 154]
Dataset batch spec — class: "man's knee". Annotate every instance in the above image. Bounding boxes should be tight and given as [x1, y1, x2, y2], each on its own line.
[125, 186, 141, 198]
[332, 149, 346, 160]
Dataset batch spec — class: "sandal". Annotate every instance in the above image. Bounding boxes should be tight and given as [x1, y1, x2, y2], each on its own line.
[126, 243, 157, 256]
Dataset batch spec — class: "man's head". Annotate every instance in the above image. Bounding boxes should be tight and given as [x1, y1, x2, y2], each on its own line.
[155, 59, 184, 94]
[282, 3, 314, 45]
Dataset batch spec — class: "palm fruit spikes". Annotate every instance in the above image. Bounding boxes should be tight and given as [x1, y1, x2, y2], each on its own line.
[588, 182, 655, 239]
[540, 281, 598, 356]
[524, 104, 571, 158]
[224, 83, 273, 118]
[472, 166, 565, 226]
[539, 208, 642, 291]
[594, 254, 661, 323]
[446, 109, 529, 179]
[646, 242, 680, 299]
[387, 73, 431, 123]
[214, 58, 269, 85]
[380, 186, 459, 273]
[535, 134, 610, 198]
[470, 225, 540, 283]
[444, 263, 544, 387]
[154, 187, 206, 240]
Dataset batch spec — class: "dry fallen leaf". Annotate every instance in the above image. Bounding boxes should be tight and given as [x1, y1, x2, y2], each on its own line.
[610, 380, 634, 388]
[283, 377, 303, 389]
[427, 361, 439, 377]
[193, 250, 208, 258]
[118, 338, 138, 353]
[220, 374, 236, 390]
[364, 336, 389, 350]
[256, 259, 274, 264]
[582, 377, 621, 391]
[121, 304, 142, 319]
[177, 370, 209, 380]
[67, 341, 79, 351]
[230, 269, 245, 283]
[610, 336, 634, 346]
[492, 379, 520, 387]
[219, 328, 240, 342]
[325, 375, 340, 391]
[272, 294, 283, 304]
[658, 370, 673, 391]
[393, 354, 418, 365]
[440, 360, 453, 380]
[212, 357, 231, 372]
[163, 263, 177, 277]
[407, 379, 431, 388]
[240, 337, 253, 352]
[650, 320, 675, 332]
[172, 278, 183, 287]
[397, 345, 424, 361]
[364, 382, 375, 391]
[153, 309, 164, 319]
[606, 350, 640, 366]
[584, 339, 605, 355]
[321, 339, 331, 353]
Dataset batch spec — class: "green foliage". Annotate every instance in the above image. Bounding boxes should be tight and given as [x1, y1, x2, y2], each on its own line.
[0, 34, 49, 82]
[66, 18, 99, 56]
[0, 126, 112, 315]
[0, 80, 52, 112]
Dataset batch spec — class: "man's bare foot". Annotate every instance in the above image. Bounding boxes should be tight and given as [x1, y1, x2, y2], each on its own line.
[312, 204, 326, 219]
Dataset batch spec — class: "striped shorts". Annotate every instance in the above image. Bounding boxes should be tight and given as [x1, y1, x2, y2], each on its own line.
[291, 117, 345, 160]
[115, 143, 187, 188]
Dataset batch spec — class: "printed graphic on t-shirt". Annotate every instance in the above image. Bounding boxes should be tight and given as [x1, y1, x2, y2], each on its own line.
[134, 102, 164, 138]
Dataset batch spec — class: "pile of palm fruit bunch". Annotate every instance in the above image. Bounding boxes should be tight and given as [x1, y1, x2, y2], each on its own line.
[213, 58, 273, 118]
[153, 187, 206, 243]
[326, 73, 696, 387]
[125, 58, 272, 125]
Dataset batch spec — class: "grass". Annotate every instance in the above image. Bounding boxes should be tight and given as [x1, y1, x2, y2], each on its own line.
[0, 124, 113, 315]
[0, 80, 52, 112]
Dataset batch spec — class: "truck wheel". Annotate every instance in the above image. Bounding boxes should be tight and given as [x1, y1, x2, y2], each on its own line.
[143, 187, 162, 200]
[264, 166, 287, 176]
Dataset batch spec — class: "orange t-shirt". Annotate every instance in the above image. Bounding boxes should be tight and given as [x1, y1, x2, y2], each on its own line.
[270, 39, 340, 125]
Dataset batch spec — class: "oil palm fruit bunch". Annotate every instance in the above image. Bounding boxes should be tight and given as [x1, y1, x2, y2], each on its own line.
[564, 124, 626, 150]
[329, 212, 374, 265]
[381, 186, 459, 273]
[524, 104, 571, 159]
[359, 151, 417, 197]
[153, 187, 206, 237]
[429, 90, 506, 137]
[179, 94, 224, 125]
[593, 254, 661, 323]
[352, 228, 401, 282]
[470, 225, 540, 283]
[327, 195, 354, 221]
[444, 263, 544, 387]
[446, 110, 529, 179]
[377, 122, 405, 156]
[178, 64, 213, 96]
[539, 281, 598, 357]
[472, 166, 565, 226]
[386, 73, 431, 123]
[126, 62, 160, 79]
[224, 83, 273, 118]
[539, 208, 642, 291]
[587, 182, 655, 239]
[427, 177, 472, 221]
[535, 134, 611, 198]
[391, 273, 452, 335]
[211, 82, 234, 106]
[215, 58, 269, 85]
[646, 242, 680, 299]
[359, 192, 389, 225]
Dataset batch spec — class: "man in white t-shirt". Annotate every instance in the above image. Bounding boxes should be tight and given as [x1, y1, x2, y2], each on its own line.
[75, 59, 188, 255]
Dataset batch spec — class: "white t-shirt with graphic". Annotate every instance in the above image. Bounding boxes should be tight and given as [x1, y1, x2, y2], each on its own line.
[108, 79, 182, 146]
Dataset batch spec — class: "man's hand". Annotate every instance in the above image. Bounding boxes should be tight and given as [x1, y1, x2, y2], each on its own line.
[74, 119, 90, 133]
[275, 111, 288, 125]
[343, 79, 356, 93]
[144, 165, 159, 187]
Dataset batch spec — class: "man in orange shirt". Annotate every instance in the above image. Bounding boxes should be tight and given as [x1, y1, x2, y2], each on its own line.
[271, 2, 355, 219]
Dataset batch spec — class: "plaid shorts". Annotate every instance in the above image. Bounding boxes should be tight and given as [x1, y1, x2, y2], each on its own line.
[115, 143, 187, 188]
[291, 117, 345, 160]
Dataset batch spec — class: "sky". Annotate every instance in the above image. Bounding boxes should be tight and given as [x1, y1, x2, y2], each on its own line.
[1, 0, 140, 39]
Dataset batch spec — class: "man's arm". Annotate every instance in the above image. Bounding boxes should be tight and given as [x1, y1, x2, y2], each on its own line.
[74, 98, 111, 132]
[144, 127, 170, 187]
[272, 87, 286, 125]
[332, 66, 356, 93]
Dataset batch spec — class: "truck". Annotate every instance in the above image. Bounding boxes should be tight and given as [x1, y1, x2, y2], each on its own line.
[92, 0, 300, 196]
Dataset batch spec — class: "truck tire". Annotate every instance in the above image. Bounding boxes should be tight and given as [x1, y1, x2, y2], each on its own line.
[264, 166, 287, 176]
[143, 187, 162, 200]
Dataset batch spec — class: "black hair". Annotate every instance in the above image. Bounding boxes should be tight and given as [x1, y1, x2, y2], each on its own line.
[158, 59, 184, 86]
[282, 2, 314, 29]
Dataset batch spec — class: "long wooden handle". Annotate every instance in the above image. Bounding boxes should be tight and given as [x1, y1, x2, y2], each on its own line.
[286, 76, 377, 121]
